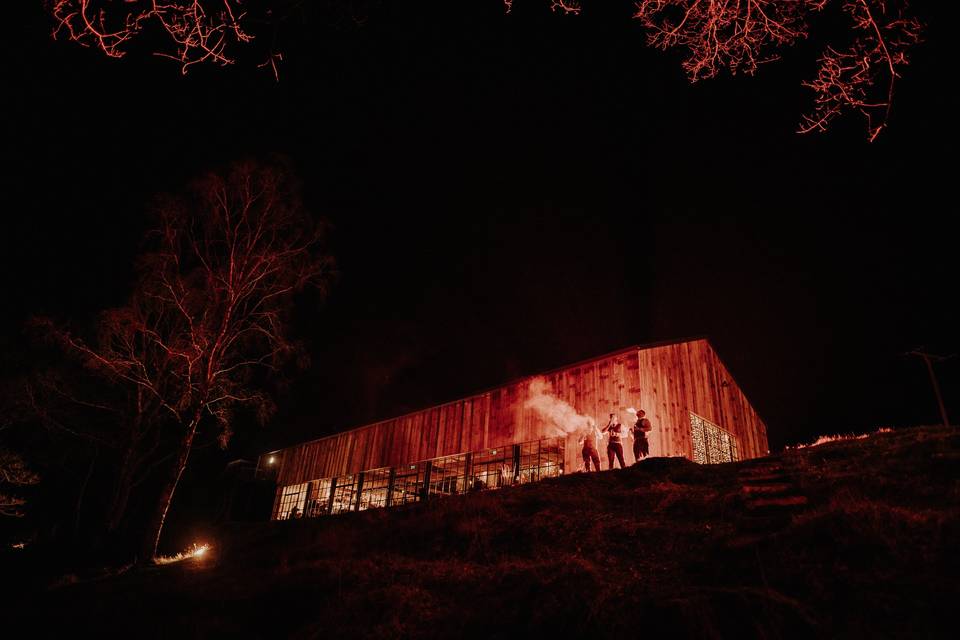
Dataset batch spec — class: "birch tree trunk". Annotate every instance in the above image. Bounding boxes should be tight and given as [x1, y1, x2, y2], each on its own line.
[140, 416, 199, 562]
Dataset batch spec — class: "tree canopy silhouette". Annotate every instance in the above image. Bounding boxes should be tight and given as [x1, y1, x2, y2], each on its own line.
[47, 1, 923, 140]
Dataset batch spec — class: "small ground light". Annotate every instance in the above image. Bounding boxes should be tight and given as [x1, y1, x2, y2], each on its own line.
[156, 542, 212, 565]
[267, 456, 276, 465]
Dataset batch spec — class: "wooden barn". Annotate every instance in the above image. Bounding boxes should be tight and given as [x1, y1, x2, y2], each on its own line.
[258, 337, 768, 520]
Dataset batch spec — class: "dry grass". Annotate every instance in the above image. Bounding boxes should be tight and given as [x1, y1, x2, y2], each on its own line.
[9, 426, 959, 638]
[788, 427, 894, 449]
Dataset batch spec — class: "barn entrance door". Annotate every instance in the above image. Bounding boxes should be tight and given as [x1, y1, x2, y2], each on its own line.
[689, 412, 740, 464]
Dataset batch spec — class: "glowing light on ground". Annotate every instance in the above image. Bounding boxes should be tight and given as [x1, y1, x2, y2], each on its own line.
[156, 542, 212, 565]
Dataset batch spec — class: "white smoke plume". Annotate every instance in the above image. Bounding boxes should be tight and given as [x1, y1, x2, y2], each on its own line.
[523, 377, 595, 436]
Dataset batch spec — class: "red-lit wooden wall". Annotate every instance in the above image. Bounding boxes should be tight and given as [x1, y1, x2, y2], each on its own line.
[267, 339, 767, 489]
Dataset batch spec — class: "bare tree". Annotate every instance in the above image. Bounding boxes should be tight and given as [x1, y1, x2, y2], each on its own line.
[635, 0, 922, 141]
[50, 159, 333, 561]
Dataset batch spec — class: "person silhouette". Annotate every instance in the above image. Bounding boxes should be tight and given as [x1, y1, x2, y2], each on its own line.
[578, 419, 603, 472]
[628, 408, 651, 464]
[602, 413, 626, 469]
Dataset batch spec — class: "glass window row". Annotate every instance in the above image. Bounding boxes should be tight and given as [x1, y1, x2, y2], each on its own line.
[275, 436, 565, 520]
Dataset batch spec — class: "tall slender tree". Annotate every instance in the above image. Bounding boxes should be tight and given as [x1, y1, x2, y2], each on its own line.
[49, 159, 333, 561]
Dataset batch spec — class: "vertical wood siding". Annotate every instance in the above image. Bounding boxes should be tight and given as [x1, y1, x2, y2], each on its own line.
[273, 339, 767, 486]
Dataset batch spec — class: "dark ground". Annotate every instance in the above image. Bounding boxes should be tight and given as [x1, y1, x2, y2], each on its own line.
[5, 425, 958, 638]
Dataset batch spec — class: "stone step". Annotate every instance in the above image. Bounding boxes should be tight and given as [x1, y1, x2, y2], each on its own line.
[739, 464, 784, 473]
[738, 473, 794, 484]
[740, 483, 795, 495]
[745, 495, 809, 510]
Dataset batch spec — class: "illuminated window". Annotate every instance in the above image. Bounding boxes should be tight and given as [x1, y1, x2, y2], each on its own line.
[330, 474, 358, 514]
[275, 438, 566, 520]
[689, 413, 740, 464]
[518, 436, 565, 484]
[390, 462, 427, 506]
[428, 453, 469, 497]
[276, 482, 308, 520]
[305, 479, 333, 517]
[358, 468, 391, 511]
[471, 447, 514, 489]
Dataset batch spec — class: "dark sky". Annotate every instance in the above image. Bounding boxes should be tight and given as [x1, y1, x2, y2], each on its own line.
[8, 0, 957, 463]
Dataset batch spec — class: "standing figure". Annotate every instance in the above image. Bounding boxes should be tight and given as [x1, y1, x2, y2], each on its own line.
[578, 419, 602, 472]
[629, 408, 652, 464]
[602, 413, 626, 469]
[469, 475, 486, 492]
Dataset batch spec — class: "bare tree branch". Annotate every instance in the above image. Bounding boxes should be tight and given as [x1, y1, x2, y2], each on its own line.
[49, 0, 256, 74]
[798, 0, 922, 141]
[0, 450, 40, 518]
[634, 0, 922, 140]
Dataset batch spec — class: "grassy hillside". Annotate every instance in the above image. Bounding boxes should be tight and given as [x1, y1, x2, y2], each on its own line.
[9, 426, 960, 638]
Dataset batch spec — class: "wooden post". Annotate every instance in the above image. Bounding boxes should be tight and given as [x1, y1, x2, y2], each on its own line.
[907, 350, 952, 429]
[305, 480, 317, 517]
[271, 485, 282, 521]
[536, 439, 543, 483]
[422, 461, 433, 501]
[385, 468, 396, 508]
[922, 354, 951, 429]
[327, 477, 338, 515]
[354, 472, 365, 511]
[464, 452, 473, 494]
[559, 436, 565, 475]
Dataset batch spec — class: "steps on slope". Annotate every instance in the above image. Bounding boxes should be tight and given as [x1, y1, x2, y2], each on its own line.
[729, 459, 811, 546]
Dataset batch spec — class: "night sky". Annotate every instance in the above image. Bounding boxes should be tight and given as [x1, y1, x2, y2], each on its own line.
[8, 0, 957, 474]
